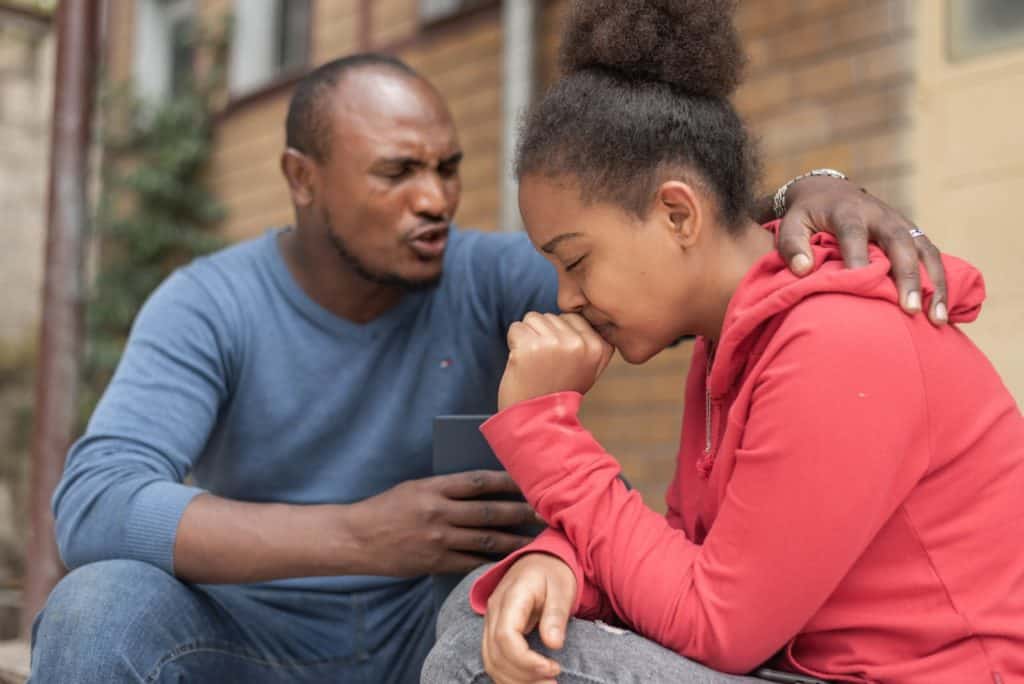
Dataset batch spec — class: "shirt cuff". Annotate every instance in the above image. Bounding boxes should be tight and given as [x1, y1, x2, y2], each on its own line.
[122, 480, 205, 575]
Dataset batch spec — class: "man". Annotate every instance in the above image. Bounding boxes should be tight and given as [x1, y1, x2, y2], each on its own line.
[28, 53, 946, 683]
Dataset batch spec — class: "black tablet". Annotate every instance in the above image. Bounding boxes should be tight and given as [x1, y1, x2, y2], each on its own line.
[430, 414, 632, 610]
[431, 414, 545, 609]
[432, 414, 504, 477]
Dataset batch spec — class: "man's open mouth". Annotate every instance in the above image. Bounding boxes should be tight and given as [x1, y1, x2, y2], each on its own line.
[408, 225, 449, 260]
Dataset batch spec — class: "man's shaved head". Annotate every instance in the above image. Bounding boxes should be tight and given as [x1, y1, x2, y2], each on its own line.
[285, 53, 422, 163]
[280, 52, 462, 295]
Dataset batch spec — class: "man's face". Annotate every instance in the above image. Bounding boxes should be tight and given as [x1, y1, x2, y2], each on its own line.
[311, 69, 462, 289]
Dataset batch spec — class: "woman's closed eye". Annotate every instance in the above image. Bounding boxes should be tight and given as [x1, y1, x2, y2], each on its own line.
[565, 254, 587, 272]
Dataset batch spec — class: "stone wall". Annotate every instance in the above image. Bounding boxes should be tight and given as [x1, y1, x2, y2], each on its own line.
[0, 4, 53, 622]
[0, 6, 52, 348]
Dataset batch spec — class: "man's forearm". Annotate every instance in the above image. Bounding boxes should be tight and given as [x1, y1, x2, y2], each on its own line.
[173, 493, 371, 584]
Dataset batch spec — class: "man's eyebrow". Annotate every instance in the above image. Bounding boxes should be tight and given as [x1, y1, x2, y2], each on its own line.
[541, 232, 583, 254]
[440, 151, 463, 165]
[375, 156, 423, 167]
[373, 152, 462, 168]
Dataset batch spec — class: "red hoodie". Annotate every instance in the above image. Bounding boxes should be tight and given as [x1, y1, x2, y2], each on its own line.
[470, 228, 1024, 683]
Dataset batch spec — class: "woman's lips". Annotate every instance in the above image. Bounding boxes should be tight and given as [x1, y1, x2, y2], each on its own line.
[592, 322, 615, 345]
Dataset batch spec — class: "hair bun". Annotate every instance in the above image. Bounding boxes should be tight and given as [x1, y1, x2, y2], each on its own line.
[559, 0, 745, 98]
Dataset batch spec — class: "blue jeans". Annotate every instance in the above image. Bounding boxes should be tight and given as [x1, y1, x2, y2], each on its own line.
[28, 560, 436, 683]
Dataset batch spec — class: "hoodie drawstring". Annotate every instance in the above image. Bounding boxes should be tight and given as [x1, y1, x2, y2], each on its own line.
[699, 343, 716, 478]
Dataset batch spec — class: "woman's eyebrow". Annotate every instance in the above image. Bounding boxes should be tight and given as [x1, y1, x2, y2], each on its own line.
[541, 232, 583, 254]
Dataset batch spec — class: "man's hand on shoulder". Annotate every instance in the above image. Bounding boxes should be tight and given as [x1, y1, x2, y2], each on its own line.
[772, 174, 949, 327]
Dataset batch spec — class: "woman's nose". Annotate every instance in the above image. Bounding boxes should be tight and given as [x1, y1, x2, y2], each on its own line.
[556, 275, 587, 314]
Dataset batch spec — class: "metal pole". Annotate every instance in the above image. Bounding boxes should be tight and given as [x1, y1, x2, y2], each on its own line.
[22, 0, 101, 637]
[500, 0, 536, 232]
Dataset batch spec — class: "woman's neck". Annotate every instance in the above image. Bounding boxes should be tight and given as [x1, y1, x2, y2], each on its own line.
[702, 219, 775, 342]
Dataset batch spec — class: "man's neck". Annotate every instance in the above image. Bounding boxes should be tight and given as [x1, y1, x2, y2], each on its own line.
[278, 228, 405, 324]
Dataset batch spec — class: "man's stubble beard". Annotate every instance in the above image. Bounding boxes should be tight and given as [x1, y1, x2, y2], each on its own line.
[322, 206, 442, 292]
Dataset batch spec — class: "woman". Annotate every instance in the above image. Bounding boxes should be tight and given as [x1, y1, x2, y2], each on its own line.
[422, 1, 1024, 682]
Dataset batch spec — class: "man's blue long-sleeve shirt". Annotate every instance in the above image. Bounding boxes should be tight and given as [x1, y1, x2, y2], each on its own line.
[53, 226, 557, 595]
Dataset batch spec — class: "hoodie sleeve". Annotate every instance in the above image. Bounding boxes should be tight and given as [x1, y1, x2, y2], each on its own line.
[469, 528, 615, 621]
[476, 297, 933, 674]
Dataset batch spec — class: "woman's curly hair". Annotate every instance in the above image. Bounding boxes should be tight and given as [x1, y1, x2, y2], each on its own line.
[517, 0, 758, 227]
[560, 0, 744, 97]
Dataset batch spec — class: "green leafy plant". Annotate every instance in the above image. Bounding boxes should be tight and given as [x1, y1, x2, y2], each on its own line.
[80, 19, 230, 426]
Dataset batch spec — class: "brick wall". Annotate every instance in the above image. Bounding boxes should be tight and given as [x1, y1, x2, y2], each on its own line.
[735, 0, 916, 214]
[0, 7, 52, 349]
[402, 10, 504, 231]
[202, 0, 313, 241]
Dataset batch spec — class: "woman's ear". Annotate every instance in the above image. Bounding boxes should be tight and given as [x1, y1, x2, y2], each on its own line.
[280, 148, 317, 208]
[656, 180, 702, 249]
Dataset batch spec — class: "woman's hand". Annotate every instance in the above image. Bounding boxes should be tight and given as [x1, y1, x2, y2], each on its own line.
[498, 313, 614, 411]
[483, 553, 578, 684]
[777, 176, 949, 325]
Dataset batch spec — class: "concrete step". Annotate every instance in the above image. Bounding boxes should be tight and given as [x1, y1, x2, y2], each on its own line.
[0, 640, 28, 684]
[0, 591, 19, 642]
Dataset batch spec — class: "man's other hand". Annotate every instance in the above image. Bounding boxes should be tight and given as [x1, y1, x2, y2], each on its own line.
[349, 470, 539, 576]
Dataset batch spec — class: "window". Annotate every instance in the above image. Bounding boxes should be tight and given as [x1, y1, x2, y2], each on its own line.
[949, 0, 1024, 61]
[133, 0, 196, 103]
[418, 0, 491, 25]
[229, 0, 311, 96]
[276, 0, 311, 73]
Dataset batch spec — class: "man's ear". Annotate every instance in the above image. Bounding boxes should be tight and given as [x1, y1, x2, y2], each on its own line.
[655, 180, 702, 249]
[280, 148, 317, 208]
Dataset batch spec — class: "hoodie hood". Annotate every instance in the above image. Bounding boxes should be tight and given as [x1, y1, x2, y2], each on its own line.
[708, 222, 987, 400]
